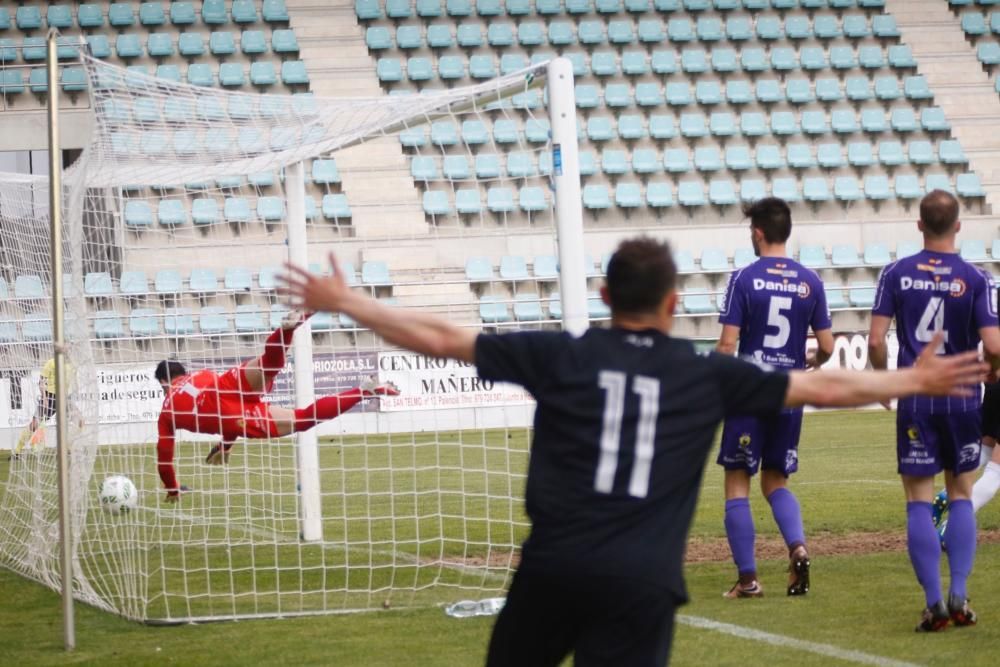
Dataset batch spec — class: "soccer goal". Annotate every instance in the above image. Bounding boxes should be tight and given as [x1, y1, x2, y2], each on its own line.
[0, 51, 586, 623]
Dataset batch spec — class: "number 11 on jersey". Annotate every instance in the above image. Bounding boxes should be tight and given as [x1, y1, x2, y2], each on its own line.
[596, 371, 660, 499]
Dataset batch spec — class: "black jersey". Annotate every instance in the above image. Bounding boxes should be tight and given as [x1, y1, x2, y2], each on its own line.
[475, 327, 789, 602]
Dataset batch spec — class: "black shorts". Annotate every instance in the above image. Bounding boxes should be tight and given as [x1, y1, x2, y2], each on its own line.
[486, 568, 678, 667]
[36, 391, 56, 421]
[983, 383, 1000, 441]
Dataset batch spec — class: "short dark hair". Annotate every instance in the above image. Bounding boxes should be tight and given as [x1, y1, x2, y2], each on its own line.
[605, 237, 677, 316]
[155, 360, 186, 384]
[743, 197, 792, 244]
[919, 189, 960, 237]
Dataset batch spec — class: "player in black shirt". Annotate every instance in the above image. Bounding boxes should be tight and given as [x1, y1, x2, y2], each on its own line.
[280, 238, 987, 666]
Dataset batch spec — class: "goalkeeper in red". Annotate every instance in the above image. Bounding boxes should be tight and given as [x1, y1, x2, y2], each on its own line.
[155, 311, 398, 502]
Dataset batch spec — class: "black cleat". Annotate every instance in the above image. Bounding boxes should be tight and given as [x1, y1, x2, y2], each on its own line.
[948, 593, 977, 627]
[916, 601, 950, 632]
[787, 546, 810, 596]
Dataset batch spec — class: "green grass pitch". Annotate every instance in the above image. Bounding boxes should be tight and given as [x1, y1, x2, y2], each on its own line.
[3, 409, 1000, 665]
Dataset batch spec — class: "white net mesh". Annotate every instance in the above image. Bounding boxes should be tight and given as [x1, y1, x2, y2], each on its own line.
[0, 53, 570, 622]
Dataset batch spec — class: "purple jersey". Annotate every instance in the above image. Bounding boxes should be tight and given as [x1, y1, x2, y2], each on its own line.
[719, 257, 831, 370]
[872, 249, 998, 414]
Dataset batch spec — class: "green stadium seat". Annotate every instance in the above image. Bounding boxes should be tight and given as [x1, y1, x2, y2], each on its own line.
[632, 148, 660, 174]
[365, 27, 392, 50]
[232, 304, 266, 333]
[520, 186, 549, 212]
[59, 67, 86, 92]
[713, 0, 738, 8]
[712, 47, 738, 72]
[726, 17, 752, 40]
[649, 115, 676, 139]
[699, 247, 728, 273]
[231, 0, 258, 23]
[410, 156, 438, 181]
[724, 145, 752, 171]
[771, 177, 799, 203]
[669, 18, 695, 41]
[485, 22, 513, 46]
[513, 295, 544, 322]
[741, 48, 768, 72]
[803, 178, 831, 203]
[468, 55, 496, 79]
[396, 25, 421, 49]
[921, 107, 950, 132]
[0, 8, 10, 31]
[140, 3, 167, 26]
[755, 144, 783, 170]
[830, 46, 856, 70]
[46, 5, 73, 29]
[798, 245, 827, 269]
[756, 79, 783, 104]
[740, 179, 766, 203]
[524, 119, 551, 144]
[889, 45, 917, 68]
[317, 194, 350, 221]
[115, 34, 143, 59]
[429, 24, 455, 48]
[587, 116, 615, 142]
[583, 184, 612, 210]
[597, 0, 622, 12]
[191, 198, 219, 225]
[891, 108, 919, 132]
[361, 261, 391, 286]
[479, 297, 511, 324]
[124, 201, 153, 228]
[957, 172, 986, 198]
[456, 120, 486, 146]
[626, 0, 650, 11]
[184, 63, 212, 87]
[797, 47, 825, 72]
[818, 143, 844, 168]
[939, 140, 967, 165]
[575, 85, 600, 108]
[0, 70, 24, 95]
[476, 0, 502, 14]
[591, 51, 617, 77]
[241, 30, 268, 54]
[251, 62, 277, 86]
[221, 197, 249, 223]
[170, 2, 197, 25]
[633, 82, 662, 106]
[646, 182, 673, 208]
[200, 0, 227, 23]
[546, 21, 574, 45]
[740, 112, 767, 137]
[76, 4, 104, 28]
[177, 32, 205, 57]
[108, 3, 135, 27]
[92, 311, 124, 340]
[874, 76, 901, 101]
[209, 31, 237, 56]
[16, 6, 42, 30]
[878, 140, 906, 166]
[422, 191, 451, 217]
[263, 0, 290, 22]
[678, 181, 706, 207]
[454, 189, 480, 215]
[84, 272, 114, 298]
[219, 63, 245, 87]
[651, 50, 677, 74]
[708, 111, 735, 137]
[859, 46, 885, 70]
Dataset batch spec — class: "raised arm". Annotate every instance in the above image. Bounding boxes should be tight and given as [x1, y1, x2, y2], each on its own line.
[279, 254, 477, 363]
[785, 333, 987, 409]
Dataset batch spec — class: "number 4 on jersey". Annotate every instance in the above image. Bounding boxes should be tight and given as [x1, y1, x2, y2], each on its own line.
[915, 297, 948, 354]
[596, 371, 659, 499]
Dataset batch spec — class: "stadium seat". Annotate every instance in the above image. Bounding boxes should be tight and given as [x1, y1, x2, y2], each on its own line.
[921, 108, 950, 132]
[926, 173, 954, 194]
[361, 261, 391, 286]
[673, 251, 696, 273]
[638, 83, 666, 106]
[487, 187, 516, 213]
[891, 108, 919, 133]
[139, 1, 166, 25]
[622, 51, 650, 76]
[200, 0, 227, 23]
[493, 120, 519, 144]
[725, 145, 753, 171]
[756, 145, 784, 171]
[740, 112, 767, 137]
[256, 197, 285, 222]
[785, 143, 814, 169]
[798, 245, 827, 269]
[834, 176, 863, 202]
[645, 182, 673, 208]
[281, 61, 309, 85]
[889, 45, 917, 69]
[587, 117, 615, 142]
[478, 297, 512, 324]
[416, 0, 443, 17]
[429, 24, 455, 48]
[803, 178, 831, 203]
[848, 284, 876, 308]
[770, 178, 799, 203]
[474, 154, 501, 179]
[124, 201, 153, 228]
[726, 17, 752, 41]
[507, 152, 535, 178]
[465, 257, 493, 283]
[725, 81, 752, 105]
[377, 58, 403, 83]
[847, 142, 875, 168]
[893, 174, 922, 201]
[583, 185, 612, 210]
[709, 180, 737, 206]
[740, 179, 766, 202]
[512, 295, 544, 322]
[219, 63, 245, 87]
[241, 30, 268, 55]
[678, 181, 706, 207]
[682, 49, 709, 73]
[939, 140, 968, 165]
[681, 114, 708, 138]
[108, 3, 135, 27]
[15, 6, 42, 30]
[741, 48, 767, 72]
[579, 151, 598, 176]
[831, 245, 861, 267]
[188, 268, 219, 293]
[682, 294, 715, 315]
[198, 307, 230, 334]
[651, 50, 678, 74]
[617, 115, 644, 141]
[771, 112, 798, 136]
[664, 148, 691, 173]
[904, 75, 933, 101]
[615, 183, 643, 208]
[231, 0, 258, 23]
[316, 193, 350, 221]
[865, 175, 892, 201]
[957, 173, 986, 198]
[755, 79, 782, 105]
[518, 186, 548, 212]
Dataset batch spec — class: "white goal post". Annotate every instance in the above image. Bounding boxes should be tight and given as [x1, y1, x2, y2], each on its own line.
[0, 46, 585, 625]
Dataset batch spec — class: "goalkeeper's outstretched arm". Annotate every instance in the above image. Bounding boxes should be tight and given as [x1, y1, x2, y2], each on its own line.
[156, 413, 183, 502]
[279, 253, 477, 363]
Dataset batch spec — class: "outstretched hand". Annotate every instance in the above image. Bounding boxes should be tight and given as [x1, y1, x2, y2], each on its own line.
[913, 332, 990, 397]
[277, 252, 352, 314]
[164, 485, 190, 504]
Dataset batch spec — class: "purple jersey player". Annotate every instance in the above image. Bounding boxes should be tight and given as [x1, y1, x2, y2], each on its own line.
[716, 198, 834, 600]
[869, 189, 1000, 632]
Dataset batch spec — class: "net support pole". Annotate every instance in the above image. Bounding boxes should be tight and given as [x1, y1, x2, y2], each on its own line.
[47, 30, 75, 652]
[547, 58, 588, 337]
[286, 160, 323, 542]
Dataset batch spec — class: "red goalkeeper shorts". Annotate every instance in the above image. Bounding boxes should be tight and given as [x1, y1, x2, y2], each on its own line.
[215, 364, 279, 440]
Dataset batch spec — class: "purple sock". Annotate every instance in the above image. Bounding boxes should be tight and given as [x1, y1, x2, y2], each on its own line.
[944, 499, 976, 601]
[906, 501, 942, 608]
[767, 487, 805, 551]
[725, 498, 756, 576]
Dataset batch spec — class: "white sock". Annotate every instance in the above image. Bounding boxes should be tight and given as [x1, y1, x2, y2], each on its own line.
[981, 443, 995, 469]
[972, 462, 1000, 513]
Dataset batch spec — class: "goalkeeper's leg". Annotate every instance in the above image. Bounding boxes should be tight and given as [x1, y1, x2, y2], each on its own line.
[271, 377, 400, 436]
[241, 310, 312, 394]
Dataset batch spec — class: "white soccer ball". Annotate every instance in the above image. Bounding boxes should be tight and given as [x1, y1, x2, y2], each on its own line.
[98, 475, 138, 514]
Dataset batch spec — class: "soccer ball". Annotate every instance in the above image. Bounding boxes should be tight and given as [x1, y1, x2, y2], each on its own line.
[98, 475, 138, 514]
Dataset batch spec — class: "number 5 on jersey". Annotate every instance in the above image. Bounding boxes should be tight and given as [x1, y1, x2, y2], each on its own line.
[596, 371, 659, 499]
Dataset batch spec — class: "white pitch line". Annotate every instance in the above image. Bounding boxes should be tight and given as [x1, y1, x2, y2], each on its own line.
[678, 615, 922, 667]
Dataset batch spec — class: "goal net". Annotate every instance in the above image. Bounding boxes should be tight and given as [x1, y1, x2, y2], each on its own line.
[0, 53, 581, 622]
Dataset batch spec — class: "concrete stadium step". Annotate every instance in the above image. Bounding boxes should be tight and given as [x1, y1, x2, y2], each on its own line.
[886, 0, 1000, 212]
[287, 0, 427, 238]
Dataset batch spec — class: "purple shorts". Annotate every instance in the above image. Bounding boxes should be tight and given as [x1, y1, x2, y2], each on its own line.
[896, 409, 982, 477]
[718, 410, 804, 476]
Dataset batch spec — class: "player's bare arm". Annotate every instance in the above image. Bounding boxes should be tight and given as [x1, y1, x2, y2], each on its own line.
[980, 325, 1000, 374]
[279, 253, 477, 363]
[806, 328, 835, 369]
[716, 324, 739, 356]
[786, 333, 988, 409]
